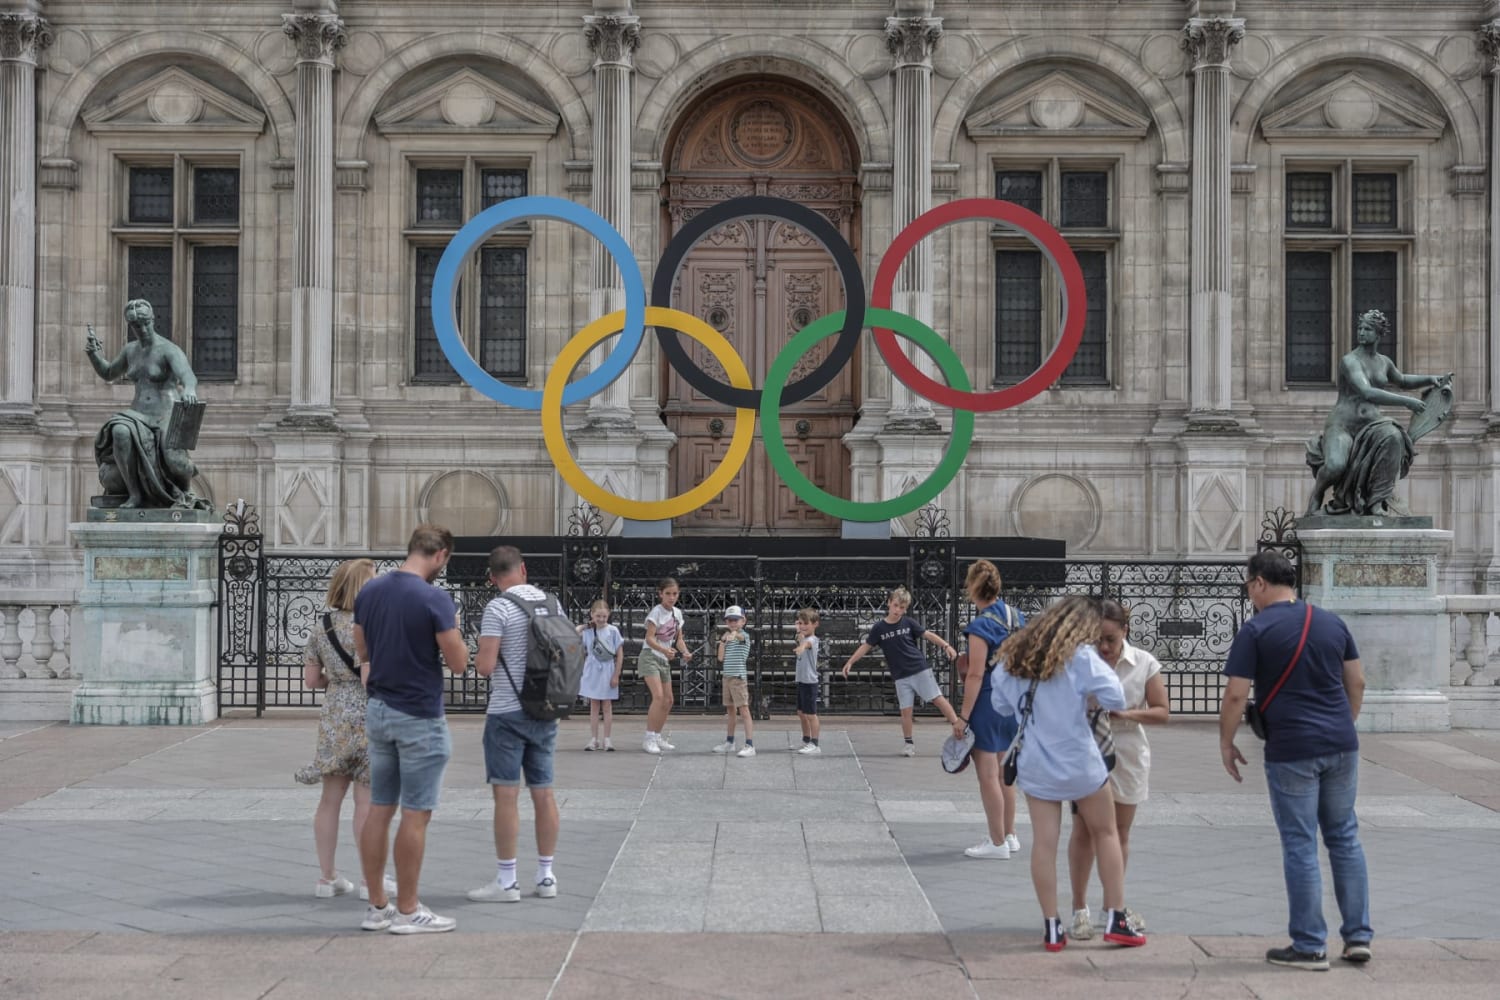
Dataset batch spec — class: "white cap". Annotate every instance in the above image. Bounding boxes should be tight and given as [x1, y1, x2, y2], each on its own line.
[723, 605, 745, 620]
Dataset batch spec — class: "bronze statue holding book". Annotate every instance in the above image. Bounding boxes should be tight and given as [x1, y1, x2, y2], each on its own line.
[84, 299, 211, 512]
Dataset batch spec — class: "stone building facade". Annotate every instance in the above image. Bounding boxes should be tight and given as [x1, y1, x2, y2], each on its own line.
[2, 0, 1500, 599]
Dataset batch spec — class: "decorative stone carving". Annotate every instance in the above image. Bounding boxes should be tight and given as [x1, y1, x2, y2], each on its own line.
[583, 14, 640, 67]
[1181, 17, 1244, 68]
[730, 100, 794, 163]
[1260, 72, 1445, 140]
[884, 15, 942, 67]
[0, 13, 52, 63]
[1480, 20, 1500, 75]
[374, 68, 561, 136]
[281, 13, 347, 64]
[965, 70, 1151, 139]
[81, 67, 267, 136]
[147, 80, 204, 125]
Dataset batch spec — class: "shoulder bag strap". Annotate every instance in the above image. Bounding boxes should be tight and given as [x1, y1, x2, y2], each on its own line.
[1015, 677, 1040, 738]
[322, 612, 356, 670]
[493, 592, 532, 702]
[1260, 603, 1314, 712]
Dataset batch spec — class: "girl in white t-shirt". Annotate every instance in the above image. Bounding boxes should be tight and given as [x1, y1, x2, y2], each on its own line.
[578, 599, 624, 752]
[1067, 599, 1170, 940]
[640, 577, 691, 754]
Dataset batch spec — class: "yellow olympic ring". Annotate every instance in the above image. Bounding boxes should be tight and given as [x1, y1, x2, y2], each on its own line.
[542, 307, 756, 522]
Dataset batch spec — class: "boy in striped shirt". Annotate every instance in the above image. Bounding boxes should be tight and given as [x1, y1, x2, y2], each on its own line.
[713, 606, 756, 758]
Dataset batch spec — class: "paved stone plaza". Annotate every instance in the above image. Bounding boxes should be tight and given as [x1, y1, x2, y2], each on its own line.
[1, 716, 1497, 998]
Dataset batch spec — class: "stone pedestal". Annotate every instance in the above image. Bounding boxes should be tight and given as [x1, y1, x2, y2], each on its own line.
[1300, 528, 1452, 731]
[68, 522, 223, 725]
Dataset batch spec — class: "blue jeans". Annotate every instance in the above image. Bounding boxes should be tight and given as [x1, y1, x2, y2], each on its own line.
[366, 698, 451, 811]
[1264, 751, 1373, 954]
[483, 711, 558, 788]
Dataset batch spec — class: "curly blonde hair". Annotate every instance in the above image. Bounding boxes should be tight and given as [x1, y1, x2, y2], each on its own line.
[996, 595, 1102, 682]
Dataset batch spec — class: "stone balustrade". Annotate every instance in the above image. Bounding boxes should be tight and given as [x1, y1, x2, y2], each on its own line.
[1447, 595, 1500, 688]
[0, 602, 72, 679]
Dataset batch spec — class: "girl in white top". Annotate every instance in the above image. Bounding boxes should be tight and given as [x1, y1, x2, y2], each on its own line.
[578, 599, 624, 752]
[1067, 599, 1169, 939]
[640, 577, 691, 753]
[989, 596, 1144, 951]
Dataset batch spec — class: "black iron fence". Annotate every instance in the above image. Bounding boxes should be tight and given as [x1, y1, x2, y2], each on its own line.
[217, 511, 1283, 718]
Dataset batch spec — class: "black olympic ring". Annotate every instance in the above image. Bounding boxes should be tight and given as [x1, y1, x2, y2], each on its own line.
[652, 196, 866, 409]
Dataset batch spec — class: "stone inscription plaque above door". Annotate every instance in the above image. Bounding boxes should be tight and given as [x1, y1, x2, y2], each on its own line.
[663, 79, 860, 535]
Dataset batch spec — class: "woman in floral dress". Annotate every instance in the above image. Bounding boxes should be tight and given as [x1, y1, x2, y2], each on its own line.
[296, 558, 392, 899]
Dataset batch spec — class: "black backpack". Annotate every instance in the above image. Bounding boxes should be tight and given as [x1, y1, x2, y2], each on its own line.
[496, 591, 585, 721]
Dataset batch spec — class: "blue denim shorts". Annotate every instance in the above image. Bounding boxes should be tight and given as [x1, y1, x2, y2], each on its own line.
[483, 711, 558, 788]
[366, 698, 451, 812]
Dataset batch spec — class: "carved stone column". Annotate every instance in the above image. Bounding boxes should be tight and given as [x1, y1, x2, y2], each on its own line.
[883, 13, 942, 430]
[581, 10, 639, 425]
[1481, 21, 1500, 426]
[0, 12, 51, 426]
[1181, 16, 1244, 424]
[281, 12, 345, 426]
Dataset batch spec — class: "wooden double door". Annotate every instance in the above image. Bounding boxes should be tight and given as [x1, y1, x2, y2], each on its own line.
[661, 80, 860, 535]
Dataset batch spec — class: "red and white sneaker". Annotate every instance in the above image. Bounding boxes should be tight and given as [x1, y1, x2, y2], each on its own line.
[1103, 908, 1147, 947]
[1044, 916, 1067, 953]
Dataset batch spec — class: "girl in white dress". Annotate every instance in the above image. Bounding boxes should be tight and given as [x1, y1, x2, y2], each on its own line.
[1067, 599, 1170, 939]
[578, 599, 624, 751]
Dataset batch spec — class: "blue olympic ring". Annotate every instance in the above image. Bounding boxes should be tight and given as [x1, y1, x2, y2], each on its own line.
[431, 195, 646, 410]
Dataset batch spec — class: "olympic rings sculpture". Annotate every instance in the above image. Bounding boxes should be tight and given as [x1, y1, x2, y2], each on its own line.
[432, 195, 1084, 523]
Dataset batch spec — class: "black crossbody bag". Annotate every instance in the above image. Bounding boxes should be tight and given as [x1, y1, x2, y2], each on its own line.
[322, 612, 357, 671]
[1244, 603, 1313, 741]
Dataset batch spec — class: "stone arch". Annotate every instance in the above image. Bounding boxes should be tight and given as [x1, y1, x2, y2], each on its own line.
[1233, 37, 1482, 163]
[638, 37, 888, 164]
[933, 35, 1187, 163]
[337, 32, 589, 160]
[43, 31, 295, 160]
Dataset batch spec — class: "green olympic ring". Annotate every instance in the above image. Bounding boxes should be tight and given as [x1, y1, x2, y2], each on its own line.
[761, 307, 975, 522]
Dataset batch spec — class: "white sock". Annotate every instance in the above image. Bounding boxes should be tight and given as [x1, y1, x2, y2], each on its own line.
[497, 858, 517, 888]
[537, 856, 553, 884]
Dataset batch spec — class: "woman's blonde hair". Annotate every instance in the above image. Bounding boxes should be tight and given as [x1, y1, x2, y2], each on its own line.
[997, 595, 1102, 682]
[965, 560, 1002, 604]
[326, 558, 376, 612]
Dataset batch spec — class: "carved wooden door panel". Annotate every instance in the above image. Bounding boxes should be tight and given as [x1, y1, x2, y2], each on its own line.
[662, 81, 860, 535]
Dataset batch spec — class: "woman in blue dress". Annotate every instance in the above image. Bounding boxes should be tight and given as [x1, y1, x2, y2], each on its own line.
[990, 595, 1145, 951]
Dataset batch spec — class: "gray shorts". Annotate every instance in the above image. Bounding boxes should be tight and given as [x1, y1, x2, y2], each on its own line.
[894, 668, 943, 709]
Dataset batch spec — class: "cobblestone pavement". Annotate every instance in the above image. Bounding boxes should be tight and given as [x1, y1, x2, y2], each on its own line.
[0, 715, 1496, 998]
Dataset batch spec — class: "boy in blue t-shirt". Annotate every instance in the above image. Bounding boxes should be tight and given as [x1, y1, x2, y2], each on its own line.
[841, 586, 961, 756]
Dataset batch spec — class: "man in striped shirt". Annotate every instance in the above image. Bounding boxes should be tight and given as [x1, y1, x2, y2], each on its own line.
[712, 605, 756, 758]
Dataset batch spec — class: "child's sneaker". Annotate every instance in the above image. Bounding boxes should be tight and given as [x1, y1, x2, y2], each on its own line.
[643, 735, 661, 754]
[1004, 833, 1022, 853]
[388, 905, 456, 934]
[315, 876, 353, 898]
[1043, 916, 1067, 952]
[712, 740, 735, 754]
[797, 743, 822, 755]
[603, 738, 615, 752]
[1069, 907, 1094, 941]
[361, 902, 397, 931]
[1103, 909, 1147, 947]
[736, 745, 756, 758]
[467, 880, 521, 903]
[656, 734, 676, 750]
[901, 742, 917, 757]
[963, 837, 1010, 860]
[584, 738, 599, 751]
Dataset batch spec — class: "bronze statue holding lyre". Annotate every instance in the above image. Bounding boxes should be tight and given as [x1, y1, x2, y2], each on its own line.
[84, 299, 210, 512]
[1305, 310, 1453, 519]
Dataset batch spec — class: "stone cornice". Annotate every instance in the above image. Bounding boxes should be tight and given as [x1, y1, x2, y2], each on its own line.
[1480, 20, 1500, 75]
[884, 15, 942, 69]
[583, 14, 640, 69]
[1181, 16, 1244, 70]
[0, 12, 52, 64]
[281, 12, 346, 65]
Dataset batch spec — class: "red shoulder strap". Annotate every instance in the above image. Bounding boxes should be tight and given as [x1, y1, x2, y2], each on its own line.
[1261, 603, 1314, 711]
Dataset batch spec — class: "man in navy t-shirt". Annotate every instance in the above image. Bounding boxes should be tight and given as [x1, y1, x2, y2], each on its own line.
[351, 524, 469, 935]
[1219, 551, 1371, 971]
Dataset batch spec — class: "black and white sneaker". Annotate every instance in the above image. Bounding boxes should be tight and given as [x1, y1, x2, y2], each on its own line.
[1265, 945, 1329, 971]
[1341, 942, 1372, 964]
[1102, 909, 1146, 947]
[1043, 916, 1067, 953]
[535, 876, 558, 899]
[388, 905, 456, 934]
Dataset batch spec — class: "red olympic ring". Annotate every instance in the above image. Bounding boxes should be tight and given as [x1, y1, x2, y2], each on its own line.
[871, 198, 1087, 413]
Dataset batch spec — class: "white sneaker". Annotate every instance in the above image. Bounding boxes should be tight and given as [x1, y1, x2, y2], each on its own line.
[603, 738, 615, 752]
[1071, 907, 1095, 941]
[361, 902, 397, 931]
[797, 744, 822, 755]
[901, 743, 917, 757]
[315, 876, 353, 898]
[656, 734, 676, 750]
[1005, 833, 1022, 854]
[535, 876, 558, 899]
[467, 880, 521, 903]
[737, 745, 756, 758]
[388, 905, 456, 934]
[712, 740, 735, 754]
[358, 875, 398, 901]
[643, 735, 661, 755]
[584, 738, 599, 751]
[964, 837, 1011, 860]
